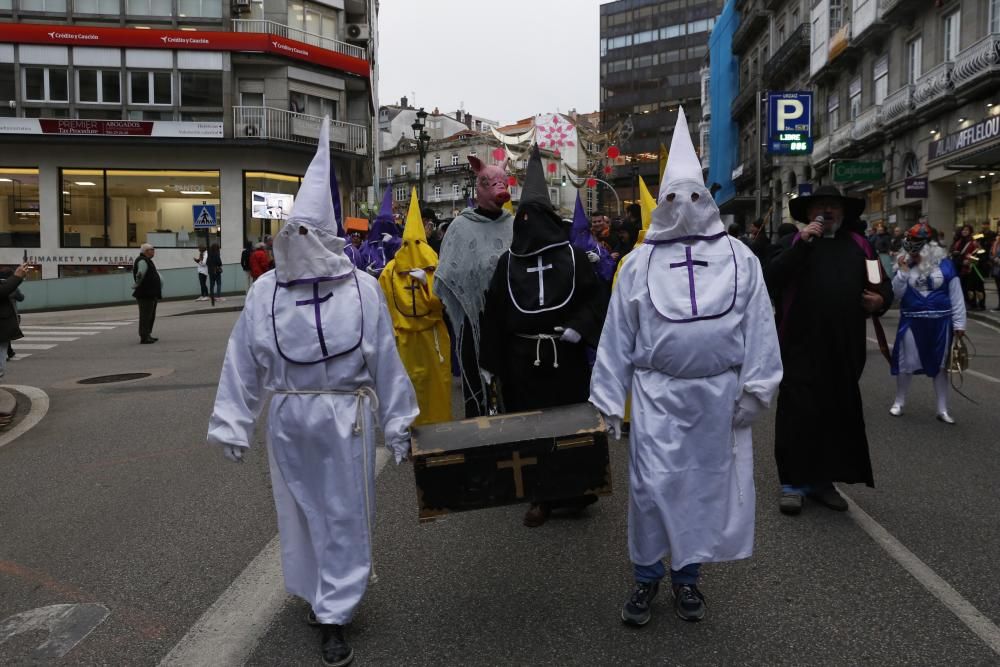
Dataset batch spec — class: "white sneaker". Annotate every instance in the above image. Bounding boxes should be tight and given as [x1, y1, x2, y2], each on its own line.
[889, 404, 903, 417]
[195, 296, 208, 301]
[936, 412, 955, 425]
[217, 297, 226, 302]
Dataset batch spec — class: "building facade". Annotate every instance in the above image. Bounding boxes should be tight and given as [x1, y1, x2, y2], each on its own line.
[0, 0, 376, 280]
[599, 0, 724, 210]
[729, 0, 1000, 234]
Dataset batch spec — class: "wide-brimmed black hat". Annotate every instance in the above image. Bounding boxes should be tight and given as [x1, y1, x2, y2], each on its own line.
[789, 185, 865, 223]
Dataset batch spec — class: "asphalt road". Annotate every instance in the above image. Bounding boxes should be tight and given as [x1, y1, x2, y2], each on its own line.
[1, 299, 999, 666]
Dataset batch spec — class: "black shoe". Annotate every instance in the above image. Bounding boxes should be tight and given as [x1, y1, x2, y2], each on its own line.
[148, 336, 158, 342]
[523, 503, 551, 528]
[673, 584, 706, 622]
[320, 624, 353, 667]
[140, 338, 155, 344]
[807, 485, 848, 512]
[621, 580, 659, 627]
[779, 493, 803, 516]
[306, 609, 321, 626]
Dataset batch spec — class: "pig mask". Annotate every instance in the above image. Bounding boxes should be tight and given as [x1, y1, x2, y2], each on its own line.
[468, 156, 511, 213]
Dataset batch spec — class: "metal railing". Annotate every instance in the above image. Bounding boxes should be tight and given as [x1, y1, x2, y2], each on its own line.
[764, 23, 809, 83]
[231, 19, 365, 60]
[882, 85, 914, 126]
[233, 106, 368, 154]
[851, 106, 883, 142]
[733, 8, 768, 53]
[951, 33, 1000, 91]
[914, 61, 953, 110]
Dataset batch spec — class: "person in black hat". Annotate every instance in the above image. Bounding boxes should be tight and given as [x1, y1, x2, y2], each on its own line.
[765, 185, 892, 516]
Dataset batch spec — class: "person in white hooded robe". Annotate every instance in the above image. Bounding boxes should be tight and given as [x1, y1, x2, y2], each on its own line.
[589, 108, 783, 628]
[207, 119, 419, 667]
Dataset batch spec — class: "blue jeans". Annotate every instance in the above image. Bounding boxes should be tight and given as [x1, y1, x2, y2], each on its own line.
[633, 561, 701, 586]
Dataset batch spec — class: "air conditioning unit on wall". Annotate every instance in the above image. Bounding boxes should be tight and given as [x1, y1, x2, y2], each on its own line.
[346, 23, 370, 41]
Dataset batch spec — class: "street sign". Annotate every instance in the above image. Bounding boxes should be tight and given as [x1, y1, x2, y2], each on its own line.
[833, 161, 883, 182]
[767, 91, 813, 155]
[798, 183, 813, 196]
[904, 176, 928, 198]
[193, 204, 217, 229]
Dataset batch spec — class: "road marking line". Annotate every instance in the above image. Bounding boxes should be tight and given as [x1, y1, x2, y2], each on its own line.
[13, 344, 57, 350]
[969, 317, 1000, 335]
[17, 330, 100, 335]
[9, 354, 31, 360]
[158, 446, 392, 667]
[0, 385, 49, 450]
[867, 337, 1000, 384]
[21, 325, 116, 330]
[842, 491, 1000, 656]
[19, 337, 78, 343]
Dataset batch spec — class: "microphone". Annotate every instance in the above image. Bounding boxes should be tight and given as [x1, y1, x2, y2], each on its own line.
[804, 215, 823, 243]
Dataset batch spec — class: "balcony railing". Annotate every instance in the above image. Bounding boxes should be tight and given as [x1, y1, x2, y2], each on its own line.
[913, 61, 954, 111]
[851, 106, 883, 142]
[733, 8, 768, 54]
[731, 78, 761, 119]
[882, 85, 914, 127]
[851, 0, 889, 45]
[233, 106, 368, 154]
[952, 33, 1000, 92]
[764, 23, 809, 84]
[831, 123, 854, 155]
[812, 136, 831, 165]
[231, 19, 365, 60]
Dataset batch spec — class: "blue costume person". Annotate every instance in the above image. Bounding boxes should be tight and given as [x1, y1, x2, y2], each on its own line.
[889, 222, 966, 424]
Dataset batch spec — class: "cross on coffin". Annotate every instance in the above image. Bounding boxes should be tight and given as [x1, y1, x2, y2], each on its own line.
[669, 247, 709, 317]
[496, 450, 538, 499]
[526, 256, 554, 305]
[294, 283, 334, 356]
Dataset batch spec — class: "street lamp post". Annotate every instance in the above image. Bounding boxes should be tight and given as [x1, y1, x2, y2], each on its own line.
[411, 107, 430, 204]
[587, 177, 622, 216]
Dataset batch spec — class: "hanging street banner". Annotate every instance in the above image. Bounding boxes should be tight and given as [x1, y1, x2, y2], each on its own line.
[833, 160, 883, 182]
[0, 118, 223, 138]
[767, 91, 813, 155]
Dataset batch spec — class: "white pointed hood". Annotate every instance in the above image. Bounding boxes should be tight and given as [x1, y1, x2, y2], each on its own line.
[273, 118, 355, 283]
[646, 106, 725, 242]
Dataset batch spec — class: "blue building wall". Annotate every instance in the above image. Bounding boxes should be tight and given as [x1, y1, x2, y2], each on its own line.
[708, 0, 740, 206]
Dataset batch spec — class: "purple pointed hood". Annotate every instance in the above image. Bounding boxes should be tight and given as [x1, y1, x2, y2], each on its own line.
[370, 186, 399, 239]
[569, 192, 598, 253]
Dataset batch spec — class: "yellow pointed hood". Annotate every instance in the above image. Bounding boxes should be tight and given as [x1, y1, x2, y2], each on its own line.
[394, 187, 438, 271]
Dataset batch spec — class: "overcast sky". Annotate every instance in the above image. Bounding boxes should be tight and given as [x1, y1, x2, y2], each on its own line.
[377, 0, 606, 125]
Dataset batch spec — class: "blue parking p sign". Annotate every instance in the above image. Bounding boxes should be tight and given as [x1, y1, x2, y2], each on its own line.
[767, 91, 813, 155]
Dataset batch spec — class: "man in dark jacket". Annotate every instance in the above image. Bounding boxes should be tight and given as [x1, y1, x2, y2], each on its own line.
[133, 244, 162, 344]
[0, 262, 30, 376]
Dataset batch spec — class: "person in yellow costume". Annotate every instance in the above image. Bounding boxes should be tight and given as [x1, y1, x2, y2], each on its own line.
[378, 189, 452, 425]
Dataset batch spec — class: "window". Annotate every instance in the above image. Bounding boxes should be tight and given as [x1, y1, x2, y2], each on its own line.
[289, 91, 338, 119]
[18, 0, 66, 10]
[828, 92, 840, 132]
[908, 37, 922, 84]
[74, 0, 118, 12]
[77, 70, 121, 104]
[661, 24, 685, 39]
[452, 183, 460, 197]
[288, 1, 338, 44]
[243, 171, 301, 241]
[129, 71, 172, 105]
[126, 0, 170, 15]
[600, 39, 607, 57]
[178, 0, 222, 18]
[395, 187, 406, 201]
[777, 20, 786, 46]
[451, 154, 459, 166]
[433, 155, 441, 169]
[62, 169, 221, 248]
[433, 184, 442, 197]
[399, 163, 407, 175]
[0, 0, 10, 9]
[180, 71, 222, 107]
[944, 10, 961, 62]
[23, 67, 68, 102]
[607, 34, 632, 50]
[386, 166, 394, 179]
[829, 0, 843, 33]
[849, 78, 861, 120]
[0, 65, 14, 116]
[0, 168, 41, 248]
[874, 56, 888, 105]
[993, 0, 1000, 34]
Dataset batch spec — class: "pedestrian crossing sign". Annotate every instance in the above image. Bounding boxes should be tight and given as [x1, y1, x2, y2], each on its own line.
[193, 204, 217, 229]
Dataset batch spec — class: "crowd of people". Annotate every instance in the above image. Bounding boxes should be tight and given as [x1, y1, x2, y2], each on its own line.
[204, 114, 991, 666]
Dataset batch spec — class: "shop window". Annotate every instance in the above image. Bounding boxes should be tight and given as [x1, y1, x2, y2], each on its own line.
[23, 67, 68, 102]
[23, 107, 70, 119]
[59, 265, 133, 278]
[0, 168, 41, 248]
[77, 70, 121, 104]
[126, 0, 170, 15]
[178, 0, 222, 18]
[74, 0, 118, 13]
[244, 171, 301, 242]
[180, 71, 222, 107]
[129, 71, 172, 105]
[19, 0, 66, 10]
[61, 169, 220, 249]
[127, 110, 174, 121]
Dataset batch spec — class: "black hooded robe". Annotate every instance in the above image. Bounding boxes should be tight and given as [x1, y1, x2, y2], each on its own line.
[765, 230, 893, 487]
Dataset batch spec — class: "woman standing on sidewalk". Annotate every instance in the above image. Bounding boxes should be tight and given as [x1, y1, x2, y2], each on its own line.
[207, 243, 224, 302]
[0, 262, 30, 378]
[194, 246, 209, 302]
[991, 232, 1000, 311]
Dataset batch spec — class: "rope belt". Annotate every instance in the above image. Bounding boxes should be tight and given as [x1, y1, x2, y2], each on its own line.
[516, 333, 560, 368]
[431, 326, 446, 364]
[272, 386, 381, 583]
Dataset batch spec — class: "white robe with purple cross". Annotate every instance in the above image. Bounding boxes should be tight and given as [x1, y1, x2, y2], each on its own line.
[207, 268, 418, 624]
[590, 234, 782, 569]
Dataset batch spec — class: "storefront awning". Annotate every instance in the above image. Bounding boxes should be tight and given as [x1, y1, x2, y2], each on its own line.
[942, 142, 1000, 170]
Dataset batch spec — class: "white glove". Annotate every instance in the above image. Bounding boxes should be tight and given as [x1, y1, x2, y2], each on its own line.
[733, 393, 766, 429]
[222, 444, 246, 463]
[586, 251, 600, 263]
[557, 327, 582, 344]
[480, 368, 493, 386]
[603, 414, 623, 440]
[382, 233, 393, 243]
[409, 268, 427, 285]
[391, 439, 411, 464]
[365, 264, 380, 276]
